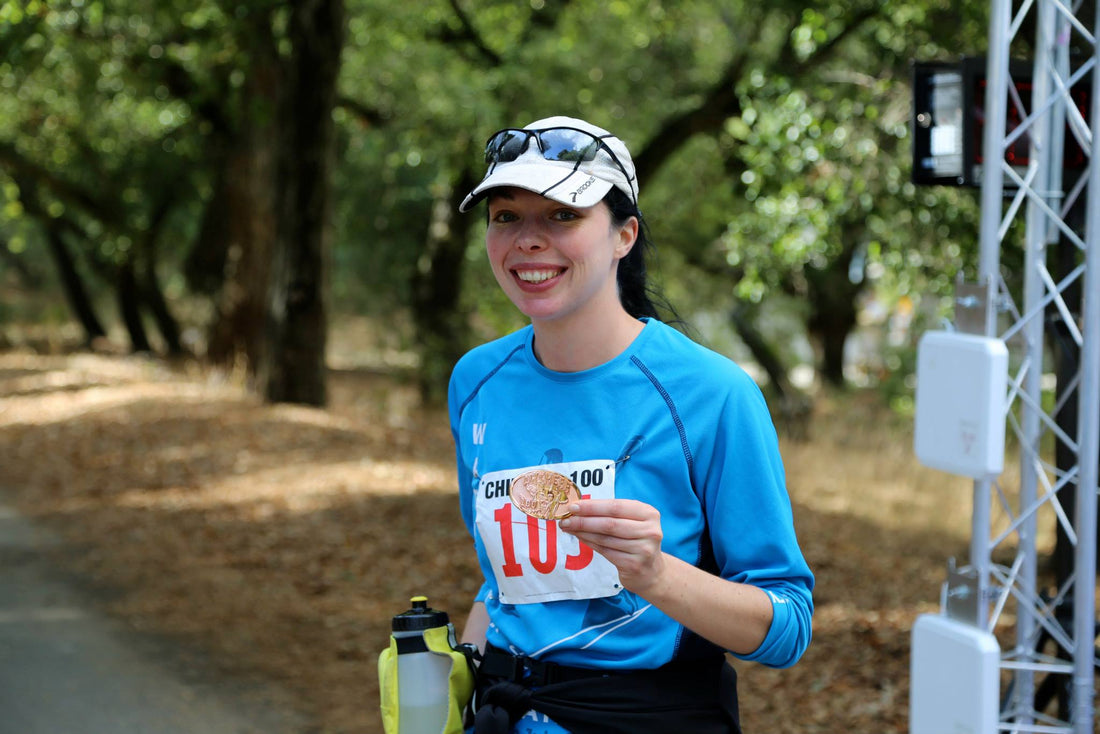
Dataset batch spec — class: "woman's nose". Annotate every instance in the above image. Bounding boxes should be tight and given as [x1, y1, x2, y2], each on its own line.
[515, 221, 547, 251]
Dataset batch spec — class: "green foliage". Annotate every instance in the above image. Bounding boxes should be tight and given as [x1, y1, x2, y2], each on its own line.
[3, 0, 999, 394]
[330, 128, 436, 315]
[701, 0, 987, 363]
[0, 0, 218, 276]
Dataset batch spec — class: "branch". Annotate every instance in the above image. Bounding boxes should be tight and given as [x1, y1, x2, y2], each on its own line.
[159, 57, 235, 137]
[12, 172, 113, 278]
[335, 95, 387, 127]
[521, 0, 574, 45]
[634, 5, 883, 188]
[784, 6, 882, 78]
[0, 141, 124, 227]
[633, 53, 746, 186]
[138, 172, 184, 257]
[432, 0, 503, 67]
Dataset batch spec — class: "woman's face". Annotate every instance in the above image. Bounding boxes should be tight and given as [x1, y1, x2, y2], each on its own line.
[485, 187, 637, 326]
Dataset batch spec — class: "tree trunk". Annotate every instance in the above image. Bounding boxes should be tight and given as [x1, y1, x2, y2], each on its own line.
[135, 184, 185, 357]
[42, 225, 107, 345]
[729, 300, 795, 399]
[411, 166, 477, 405]
[806, 281, 859, 388]
[185, 166, 232, 297]
[260, 0, 344, 406]
[206, 15, 280, 373]
[117, 260, 152, 352]
[805, 238, 864, 388]
[16, 177, 107, 345]
[729, 300, 812, 440]
[140, 259, 183, 356]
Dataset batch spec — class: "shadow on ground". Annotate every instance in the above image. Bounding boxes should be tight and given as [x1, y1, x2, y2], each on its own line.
[0, 353, 984, 733]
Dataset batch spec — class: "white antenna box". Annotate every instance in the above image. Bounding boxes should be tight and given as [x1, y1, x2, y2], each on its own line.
[913, 330, 1008, 479]
[910, 613, 1000, 734]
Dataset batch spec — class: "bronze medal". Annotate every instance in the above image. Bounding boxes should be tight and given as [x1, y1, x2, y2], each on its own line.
[509, 469, 581, 520]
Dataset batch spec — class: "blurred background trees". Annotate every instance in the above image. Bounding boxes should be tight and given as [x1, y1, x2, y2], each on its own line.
[1, 0, 991, 411]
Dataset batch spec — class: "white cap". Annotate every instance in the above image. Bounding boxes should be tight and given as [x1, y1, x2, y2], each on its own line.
[459, 116, 638, 213]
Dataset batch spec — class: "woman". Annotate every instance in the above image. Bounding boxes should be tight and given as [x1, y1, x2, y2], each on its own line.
[447, 116, 814, 734]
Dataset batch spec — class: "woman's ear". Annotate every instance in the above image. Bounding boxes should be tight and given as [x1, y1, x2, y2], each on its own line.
[614, 216, 640, 259]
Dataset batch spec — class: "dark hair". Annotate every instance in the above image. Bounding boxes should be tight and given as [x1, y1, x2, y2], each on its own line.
[604, 188, 679, 322]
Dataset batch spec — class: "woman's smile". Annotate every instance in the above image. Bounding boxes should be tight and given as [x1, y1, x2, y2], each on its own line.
[486, 187, 631, 325]
[513, 265, 565, 287]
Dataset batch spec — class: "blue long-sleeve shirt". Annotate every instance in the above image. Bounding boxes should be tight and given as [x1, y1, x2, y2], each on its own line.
[448, 318, 813, 671]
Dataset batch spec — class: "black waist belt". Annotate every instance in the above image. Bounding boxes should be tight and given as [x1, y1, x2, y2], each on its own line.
[478, 643, 616, 686]
[473, 643, 742, 734]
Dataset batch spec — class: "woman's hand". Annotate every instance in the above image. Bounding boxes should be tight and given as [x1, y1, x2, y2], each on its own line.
[558, 499, 667, 596]
[560, 498, 774, 656]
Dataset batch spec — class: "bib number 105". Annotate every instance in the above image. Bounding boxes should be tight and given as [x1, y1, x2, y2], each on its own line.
[492, 497, 593, 577]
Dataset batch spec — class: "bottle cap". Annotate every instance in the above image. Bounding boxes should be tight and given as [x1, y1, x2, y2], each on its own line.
[392, 595, 449, 632]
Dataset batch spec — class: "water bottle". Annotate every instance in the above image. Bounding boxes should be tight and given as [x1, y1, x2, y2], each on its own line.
[391, 596, 453, 734]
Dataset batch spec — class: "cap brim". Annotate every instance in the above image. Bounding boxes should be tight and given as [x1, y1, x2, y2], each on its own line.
[459, 162, 614, 212]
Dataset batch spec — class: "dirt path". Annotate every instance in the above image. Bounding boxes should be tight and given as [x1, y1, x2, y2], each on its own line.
[0, 350, 984, 733]
[0, 498, 314, 734]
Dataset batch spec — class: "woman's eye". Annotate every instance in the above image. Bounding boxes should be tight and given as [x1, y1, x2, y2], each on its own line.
[491, 211, 517, 223]
[553, 209, 579, 221]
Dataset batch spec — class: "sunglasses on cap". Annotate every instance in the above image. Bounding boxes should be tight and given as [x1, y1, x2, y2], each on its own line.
[483, 126, 637, 207]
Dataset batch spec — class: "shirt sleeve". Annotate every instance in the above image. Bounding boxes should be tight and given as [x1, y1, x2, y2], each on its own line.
[694, 370, 814, 669]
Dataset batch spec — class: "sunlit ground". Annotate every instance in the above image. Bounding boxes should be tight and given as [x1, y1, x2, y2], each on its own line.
[0, 346, 1079, 733]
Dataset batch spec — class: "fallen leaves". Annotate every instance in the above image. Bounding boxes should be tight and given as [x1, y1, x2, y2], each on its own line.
[0, 351, 973, 733]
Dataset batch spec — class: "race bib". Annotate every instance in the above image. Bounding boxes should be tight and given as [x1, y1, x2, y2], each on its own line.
[476, 459, 621, 605]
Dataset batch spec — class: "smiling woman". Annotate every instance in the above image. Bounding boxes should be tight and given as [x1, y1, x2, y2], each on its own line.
[481, 188, 639, 370]
[446, 116, 815, 734]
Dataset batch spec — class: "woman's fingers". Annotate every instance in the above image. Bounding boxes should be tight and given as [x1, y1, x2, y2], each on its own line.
[565, 498, 653, 521]
[560, 499, 665, 588]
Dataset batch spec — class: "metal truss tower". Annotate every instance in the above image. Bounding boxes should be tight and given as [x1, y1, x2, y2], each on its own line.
[966, 1, 1100, 732]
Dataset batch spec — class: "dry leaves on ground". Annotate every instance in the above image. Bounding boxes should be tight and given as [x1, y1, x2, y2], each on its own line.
[0, 351, 979, 733]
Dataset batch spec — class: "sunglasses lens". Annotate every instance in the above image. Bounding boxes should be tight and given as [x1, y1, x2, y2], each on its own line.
[537, 129, 599, 162]
[480, 126, 636, 209]
[486, 130, 530, 164]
